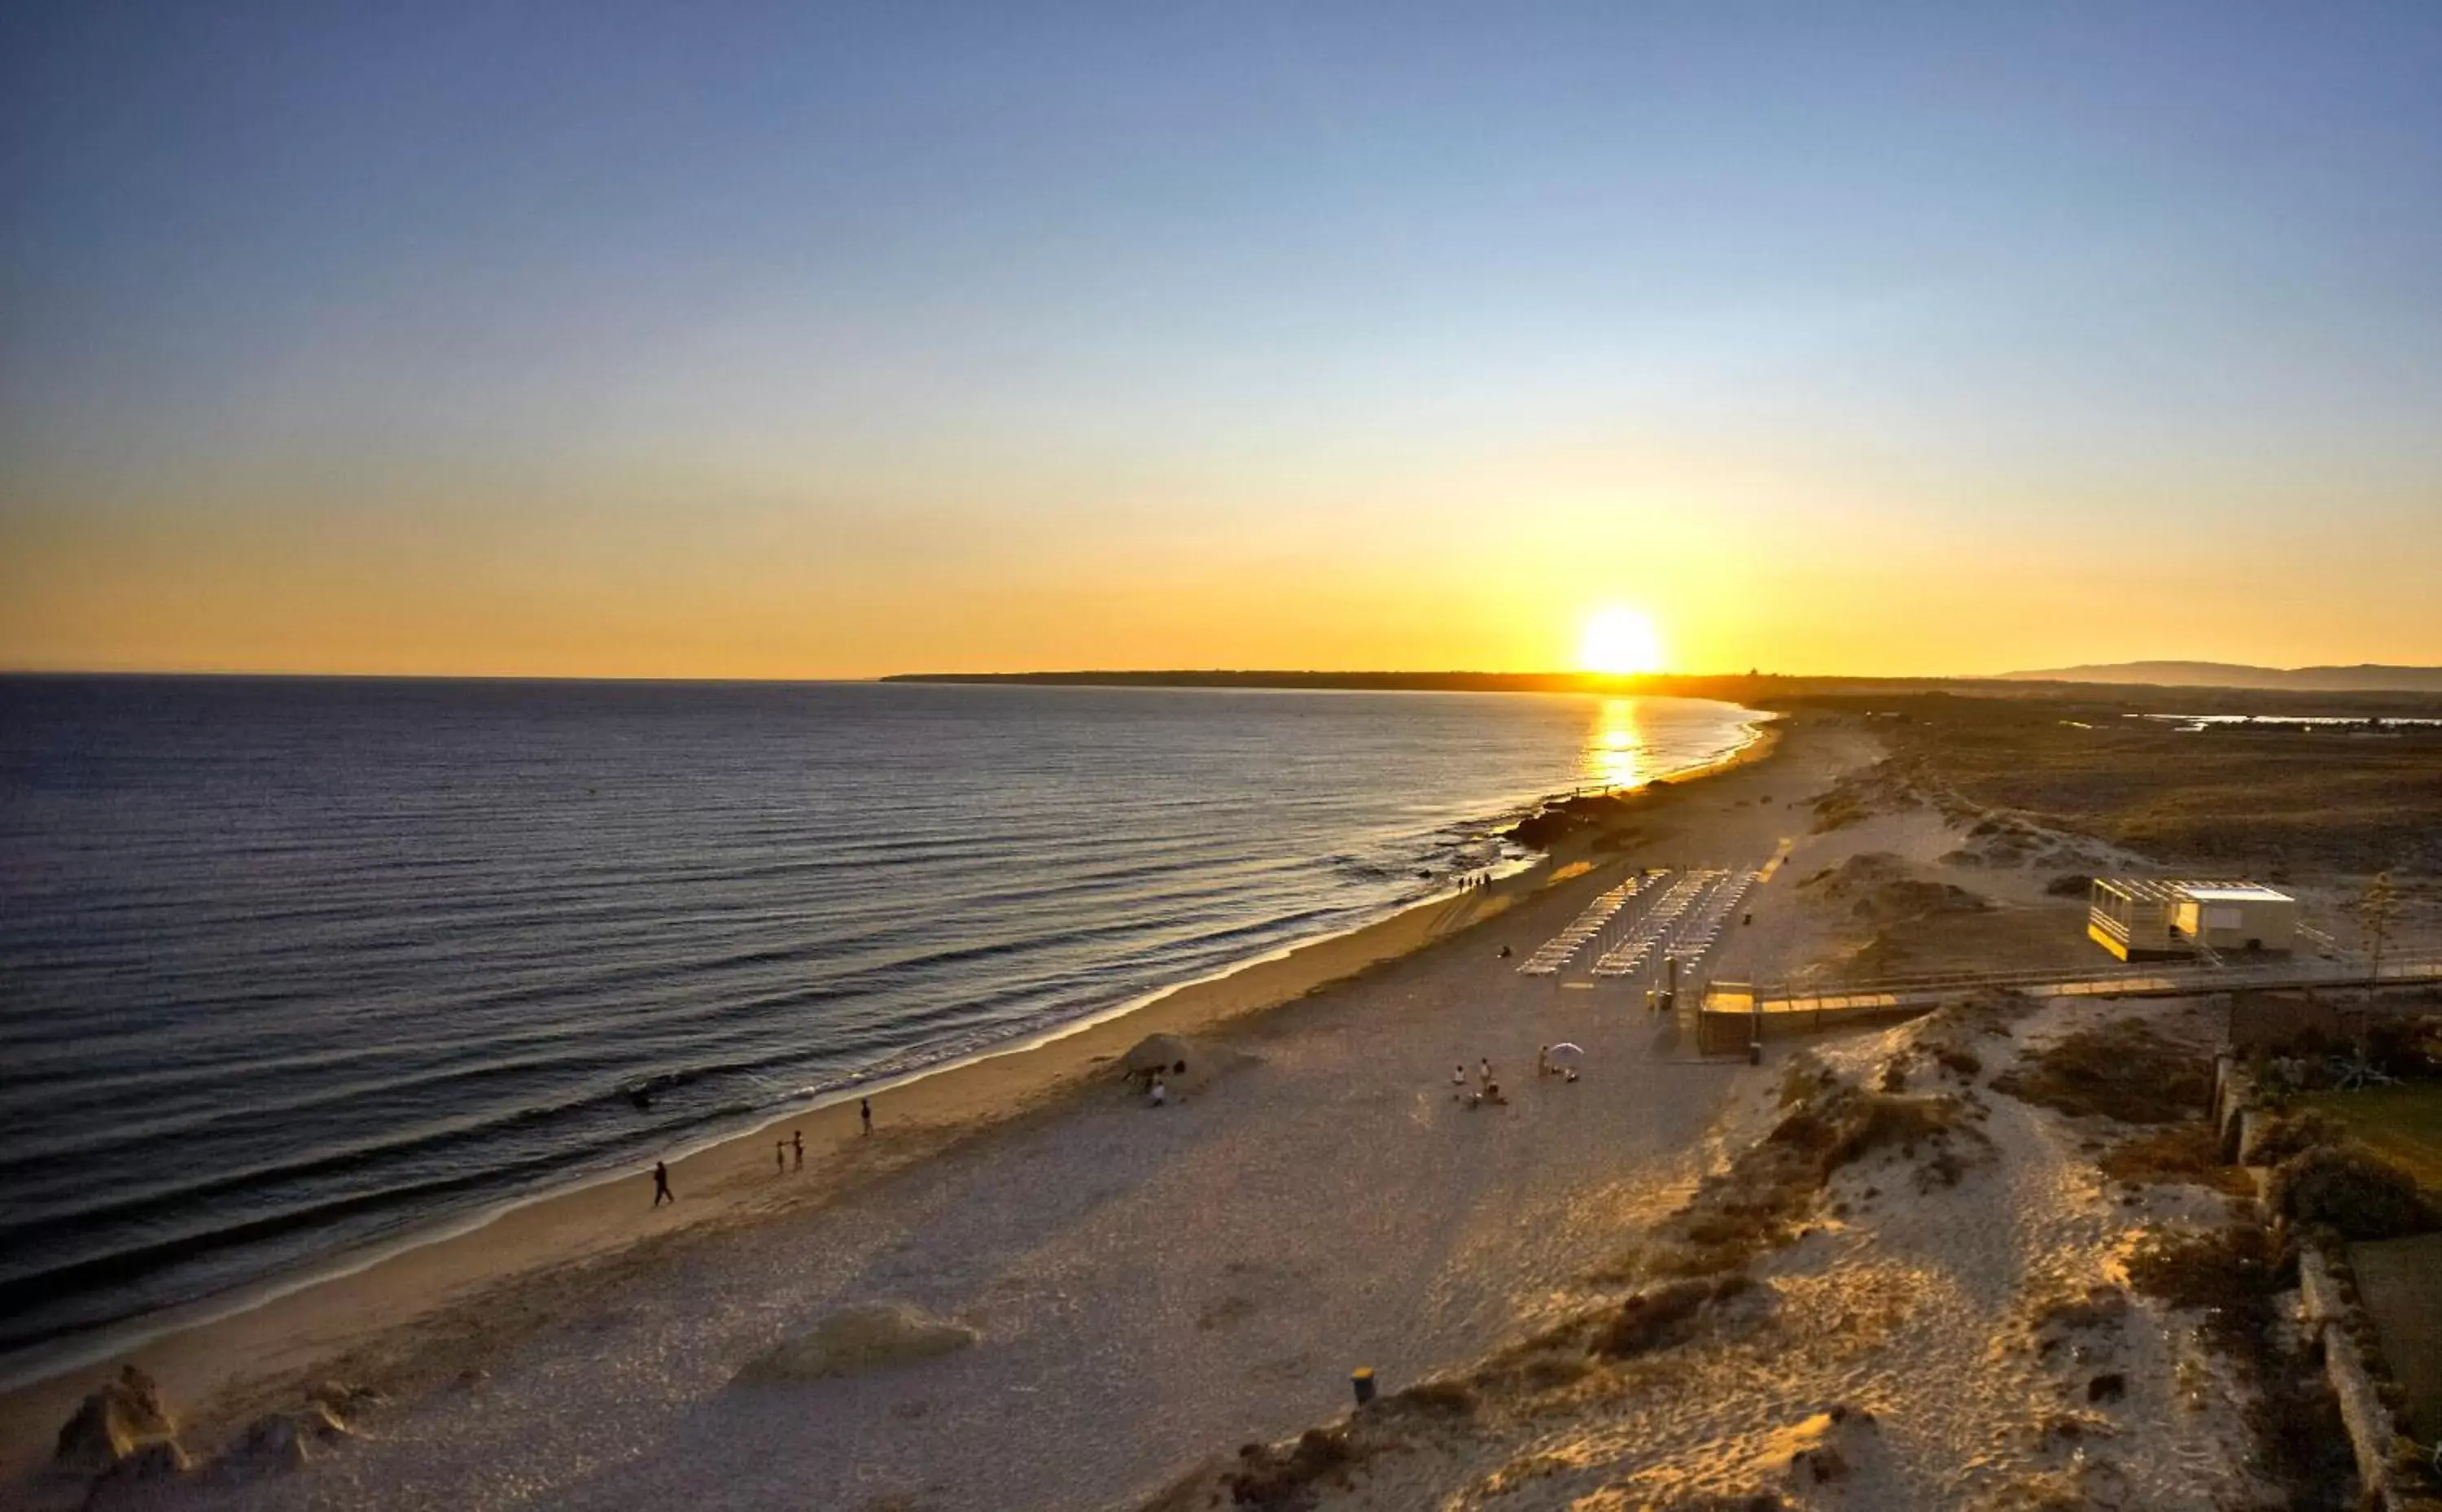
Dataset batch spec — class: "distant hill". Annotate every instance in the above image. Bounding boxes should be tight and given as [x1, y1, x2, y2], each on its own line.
[1998, 662, 2442, 693]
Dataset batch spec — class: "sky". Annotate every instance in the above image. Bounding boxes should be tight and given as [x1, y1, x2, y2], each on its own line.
[4, 2, 2440, 678]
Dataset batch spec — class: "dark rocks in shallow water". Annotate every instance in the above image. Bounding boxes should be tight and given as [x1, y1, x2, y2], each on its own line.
[53, 1366, 178, 1477]
[1507, 792, 1643, 849]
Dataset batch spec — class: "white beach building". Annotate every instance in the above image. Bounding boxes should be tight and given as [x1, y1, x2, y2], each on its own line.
[2087, 877, 2297, 960]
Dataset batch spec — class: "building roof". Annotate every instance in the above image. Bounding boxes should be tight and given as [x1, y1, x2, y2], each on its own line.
[2093, 876, 2295, 906]
[2178, 884, 2294, 903]
[2094, 877, 2182, 903]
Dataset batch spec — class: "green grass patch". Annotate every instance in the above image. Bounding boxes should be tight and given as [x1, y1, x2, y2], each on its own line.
[2299, 1086, 2442, 1196]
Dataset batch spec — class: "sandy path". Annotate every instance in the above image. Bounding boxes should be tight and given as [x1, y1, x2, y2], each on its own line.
[31, 723, 1860, 1511]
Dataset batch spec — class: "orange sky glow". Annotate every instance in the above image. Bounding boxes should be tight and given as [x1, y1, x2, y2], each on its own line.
[7, 8, 2441, 680]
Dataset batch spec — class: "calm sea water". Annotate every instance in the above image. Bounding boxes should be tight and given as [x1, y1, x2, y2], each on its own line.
[0, 677, 1759, 1364]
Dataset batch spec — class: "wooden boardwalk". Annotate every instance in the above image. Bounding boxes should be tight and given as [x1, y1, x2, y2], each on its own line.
[1696, 956, 2442, 1054]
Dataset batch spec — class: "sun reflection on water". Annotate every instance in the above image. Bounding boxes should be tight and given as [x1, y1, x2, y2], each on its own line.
[1586, 698, 1648, 793]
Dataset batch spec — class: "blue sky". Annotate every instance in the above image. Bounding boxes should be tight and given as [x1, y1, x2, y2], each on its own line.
[5, 2, 2440, 674]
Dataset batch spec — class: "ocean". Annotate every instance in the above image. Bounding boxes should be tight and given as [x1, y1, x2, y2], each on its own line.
[0, 677, 1760, 1367]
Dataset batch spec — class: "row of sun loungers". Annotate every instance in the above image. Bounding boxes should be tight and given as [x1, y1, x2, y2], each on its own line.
[1655, 869, 1755, 973]
[1516, 873, 1652, 976]
[1590, 870, 1718, 977]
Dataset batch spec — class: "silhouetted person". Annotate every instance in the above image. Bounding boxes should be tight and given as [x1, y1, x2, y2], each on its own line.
[651, 1160, 673, 1207]
[775, 1139, 786, 1173]
[791, 1130, 803, 1169]
[860, 1096, 873, 1135]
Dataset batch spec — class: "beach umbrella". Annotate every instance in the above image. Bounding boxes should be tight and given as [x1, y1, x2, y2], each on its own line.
[1546, 1042, 1586, 1068]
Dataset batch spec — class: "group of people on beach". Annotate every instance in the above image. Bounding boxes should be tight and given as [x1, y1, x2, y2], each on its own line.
[1452, 1057, 1508, 1109]
[653, 1096, 876, 1206]
[1451, 1043, 1586, 1112]
[774, 1130, 804, 1172]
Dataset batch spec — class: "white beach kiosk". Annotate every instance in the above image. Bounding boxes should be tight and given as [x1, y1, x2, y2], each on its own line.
[2087, 877, 2297, 960]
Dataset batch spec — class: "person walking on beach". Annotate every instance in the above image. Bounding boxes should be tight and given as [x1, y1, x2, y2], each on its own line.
[1479, 1057, 1492, 1087]
[860, 1096, 873, 1135]
[775, 1139, 786, 1173]
[651, 1160, 673, 1207]
[1451, 1063, 1467, 1089]
[791, 1130, 803, 1170]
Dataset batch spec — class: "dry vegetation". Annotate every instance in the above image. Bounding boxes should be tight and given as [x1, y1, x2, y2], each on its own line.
[2097, 1122, 2254, 1195]
[1991, 1017, 2211, 1124]
[1792, 691, 2442, 874]
[1602, 1052, 1992, 1284]
[2268, 1143, 2434, 1240]
[1169, 1049, 2003, 1511]
[2120, 1223, 2363, 1508]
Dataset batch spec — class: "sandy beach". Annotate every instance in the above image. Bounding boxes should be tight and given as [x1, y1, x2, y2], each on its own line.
[3, 720, 1810, 1501]
[11, 698, 2418, 1511]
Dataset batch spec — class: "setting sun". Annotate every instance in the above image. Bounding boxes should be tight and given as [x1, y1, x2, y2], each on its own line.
[1578, 606, 1666, 675]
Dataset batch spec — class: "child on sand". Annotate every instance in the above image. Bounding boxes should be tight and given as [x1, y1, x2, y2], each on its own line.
[1150, 1077, 1169, 1108]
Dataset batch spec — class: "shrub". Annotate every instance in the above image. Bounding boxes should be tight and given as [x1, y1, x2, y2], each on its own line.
[2247, 1108, 2347, 1165]
[2269, 1143, 2432, 1240]
[1823, 1094, 1980, 1173]
[2363, 1015, 2442, 1079]
[2100, 1122, 2252, 1195]
[2124, 1224, 2277, 1327]
[1227, 1427, 1354, 1510]
[1521, 1353, 1590, 1391]
[1993, 1019, 2209, 1123]
[1388, 1378, 1476, 1416]
[2046, 873, 2094, 898]
[1594, 1275, 1744, 1358]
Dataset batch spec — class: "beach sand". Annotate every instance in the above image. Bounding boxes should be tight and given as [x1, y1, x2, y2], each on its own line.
[5, 717, 1845, 1508]
[1159, 991, 2279, 1512]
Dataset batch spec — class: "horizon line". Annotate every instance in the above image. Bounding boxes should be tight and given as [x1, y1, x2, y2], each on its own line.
[0, 666, 1976, 686]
